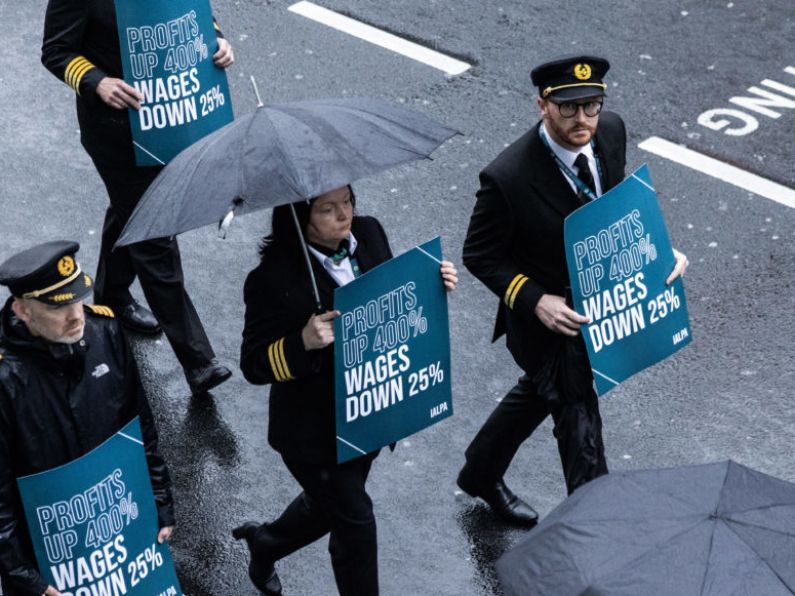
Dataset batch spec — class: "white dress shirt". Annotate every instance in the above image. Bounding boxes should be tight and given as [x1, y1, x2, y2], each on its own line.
[307, 232, 359, 287]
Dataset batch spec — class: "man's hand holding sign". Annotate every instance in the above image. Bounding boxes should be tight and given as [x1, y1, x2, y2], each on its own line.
[96, 77, 144, 110]
[95, 37, 232, 111]
[536, 247, 688, 338]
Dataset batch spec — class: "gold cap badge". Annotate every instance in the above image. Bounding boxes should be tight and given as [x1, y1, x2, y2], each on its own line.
[574, 63, 592, 80]
[58, 256, 75, 277]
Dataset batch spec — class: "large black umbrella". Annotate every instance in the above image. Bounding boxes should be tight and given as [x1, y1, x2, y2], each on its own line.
[496, 460, 795, 595]
[115, 96, 458, 247]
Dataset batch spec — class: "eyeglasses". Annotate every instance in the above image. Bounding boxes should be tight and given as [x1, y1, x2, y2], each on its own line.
[552, 100, 603, 118]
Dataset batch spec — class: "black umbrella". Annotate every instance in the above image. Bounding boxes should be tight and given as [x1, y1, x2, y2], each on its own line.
[496, 460, 795, 595]
[116, 96, 458, 248]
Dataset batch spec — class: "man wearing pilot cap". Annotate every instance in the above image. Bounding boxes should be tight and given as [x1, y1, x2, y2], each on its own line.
[0, 241, 174, 596]
[457, 55, 689, 524]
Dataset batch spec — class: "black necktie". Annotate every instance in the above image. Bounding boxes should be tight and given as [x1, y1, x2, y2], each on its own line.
[574, 153, 596, 203]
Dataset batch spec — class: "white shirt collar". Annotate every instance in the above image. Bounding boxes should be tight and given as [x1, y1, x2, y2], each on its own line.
[307, 232, 359, 286]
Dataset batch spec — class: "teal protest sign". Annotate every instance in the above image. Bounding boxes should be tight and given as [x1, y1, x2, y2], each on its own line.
[564, 164, 692, 396]
[114, 0, 234, 165]
[17, 418, 181, 596]
[334, 237, 453, 464]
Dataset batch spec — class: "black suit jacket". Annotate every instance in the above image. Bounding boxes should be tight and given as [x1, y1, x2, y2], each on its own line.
[463, 112, 627, 374]
[240, 216, 393, 465]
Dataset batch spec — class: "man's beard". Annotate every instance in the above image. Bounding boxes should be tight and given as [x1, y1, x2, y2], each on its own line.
[35, 322, 85, 344]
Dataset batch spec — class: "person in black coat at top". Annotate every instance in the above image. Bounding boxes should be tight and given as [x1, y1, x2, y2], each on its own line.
[234, 186, 458, 596]
[40, 0, 235, 395]
[0, 241, 174, 596]
[456, 56, 689, 525]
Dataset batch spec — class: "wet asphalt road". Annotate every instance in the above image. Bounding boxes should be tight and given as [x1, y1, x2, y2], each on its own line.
[2, 0, 794, 594]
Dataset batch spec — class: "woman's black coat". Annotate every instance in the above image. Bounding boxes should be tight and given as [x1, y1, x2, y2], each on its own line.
[240, 216, 393, 465]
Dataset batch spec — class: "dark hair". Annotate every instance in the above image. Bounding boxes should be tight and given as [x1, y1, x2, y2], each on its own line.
[259, 186, 356, 257]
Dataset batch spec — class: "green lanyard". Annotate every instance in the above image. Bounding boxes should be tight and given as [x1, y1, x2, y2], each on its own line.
[539, 127, 604, 202]
[350, 256, 361, 278]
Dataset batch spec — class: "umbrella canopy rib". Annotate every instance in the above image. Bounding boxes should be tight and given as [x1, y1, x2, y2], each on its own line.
[698, 517, 719, 596]
[323, 103, 447, 157]
[573, 518, 712, 596]
[719, 518, 795, 594]
[271, 108, 361, 198]
[245, 108, 307, 202]
[723, 517, 795, 539]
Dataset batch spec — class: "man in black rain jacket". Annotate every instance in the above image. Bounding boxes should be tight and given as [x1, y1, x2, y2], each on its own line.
[0, 241, 174, 595]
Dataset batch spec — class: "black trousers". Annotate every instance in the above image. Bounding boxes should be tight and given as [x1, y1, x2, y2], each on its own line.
[251, 455, 378, 596]
[91, 162, 214, 370]
[463, 355, 608, 495]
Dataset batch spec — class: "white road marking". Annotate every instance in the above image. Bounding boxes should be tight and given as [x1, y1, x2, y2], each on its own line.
[638, 136, 795, 210]
[288, 1, 471, 76]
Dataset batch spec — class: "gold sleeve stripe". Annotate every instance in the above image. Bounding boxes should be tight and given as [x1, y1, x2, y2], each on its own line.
[213, 21, 221, 31]
[267, 342, 284, 382]
[71, 63, 95, 93]
[504, 274, 527, 306]
[507, 277, 529, 309]
[267, 338, 295, 382]
[65, 57, 89, 87]
[277, 338, 294, 381]
[65, 56, 95, 92]
[68, 61, 91, 88]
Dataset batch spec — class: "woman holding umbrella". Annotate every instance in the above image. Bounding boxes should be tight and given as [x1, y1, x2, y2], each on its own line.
[234, 185, 458, 596]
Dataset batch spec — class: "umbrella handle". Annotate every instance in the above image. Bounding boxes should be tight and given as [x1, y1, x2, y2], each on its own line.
[250, 76, 264, 108]
[289, 203, 324, 313]
[218, 210, 235, 238]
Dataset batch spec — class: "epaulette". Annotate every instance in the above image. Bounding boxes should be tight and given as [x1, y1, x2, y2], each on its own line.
[86, 304, 115, 318]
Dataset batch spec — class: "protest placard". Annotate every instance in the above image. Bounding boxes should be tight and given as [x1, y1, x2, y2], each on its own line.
[115, 0, 234, 165]
[334, 237, 453, 463]
[565, 164, 692, 396]
[17, 418, 181, 596]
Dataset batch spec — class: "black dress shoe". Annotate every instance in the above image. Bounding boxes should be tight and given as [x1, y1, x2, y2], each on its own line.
[232, 523, 282, 596]
[457, 471, 539, 527]
[185, 360, 232, 395]
[114, 301, 161, 335]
